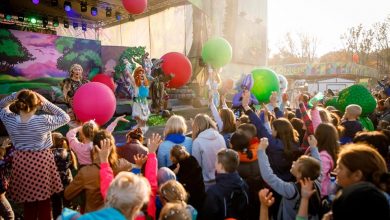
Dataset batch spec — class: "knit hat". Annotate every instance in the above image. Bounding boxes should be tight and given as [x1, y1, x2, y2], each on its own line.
[157, 167, 176, 186]
[332, 182, 389, 220]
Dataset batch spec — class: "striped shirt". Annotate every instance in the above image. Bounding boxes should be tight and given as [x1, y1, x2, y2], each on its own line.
[0, 93, 70, 151]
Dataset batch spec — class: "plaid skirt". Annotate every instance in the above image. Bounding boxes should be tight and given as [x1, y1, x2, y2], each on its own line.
[9, 149, 63, 203]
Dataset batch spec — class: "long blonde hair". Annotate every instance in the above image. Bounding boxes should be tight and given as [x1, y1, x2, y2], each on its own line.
[192, 114, 217, 139]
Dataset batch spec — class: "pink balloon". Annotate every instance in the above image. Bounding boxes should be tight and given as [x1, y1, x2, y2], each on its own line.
[122, 0, 147, 14]
[92, 73, 115, 92]
[161, 52, 192, 88]
[73, 82, 116, 125]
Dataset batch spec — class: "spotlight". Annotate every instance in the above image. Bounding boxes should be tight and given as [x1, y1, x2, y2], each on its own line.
[106, 7, 112, 17]
[53, 17, 59, 27]
[42, 16, 48, 27]
[64, 20, 69, 28]
[51, 0, 58, 6]
[80, 1, 87, 12]
[82, 22, 87, 31]
[91, 7, 98, 16]
[5, 14, 12, 21]
[18, 14, 24, 22]
[115, 12, 121, 21]
[64, 1, 72, 12]
[32, 0, 39, 5]
[30, 17, 37, 24]
[73, 22, 78, 29]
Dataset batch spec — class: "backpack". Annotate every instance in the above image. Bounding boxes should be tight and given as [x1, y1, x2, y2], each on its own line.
[223, 185, 249, 220]
[288, 181, 323, 219]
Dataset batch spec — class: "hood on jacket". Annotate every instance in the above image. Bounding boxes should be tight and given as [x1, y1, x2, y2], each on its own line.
[197, 128, 221, 140]
[215, 172, 247, 193]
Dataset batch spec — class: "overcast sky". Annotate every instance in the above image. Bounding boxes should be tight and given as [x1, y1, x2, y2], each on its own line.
[268, 0, 390, 56]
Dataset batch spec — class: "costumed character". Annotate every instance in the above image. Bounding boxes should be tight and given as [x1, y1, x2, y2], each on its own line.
[61, 64, 89, 127]
[206, 67, 222, 108]
[142, 52, 153, 80]
[115, 58, 136, 99]
[232, 73, 259, 117]
[276, 74, 288, 106]
[150, 59, 173, 113]
[132, 66, 151, 133]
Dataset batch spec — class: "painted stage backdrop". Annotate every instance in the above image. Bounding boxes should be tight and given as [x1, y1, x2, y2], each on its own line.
[0, 29, 102, 96]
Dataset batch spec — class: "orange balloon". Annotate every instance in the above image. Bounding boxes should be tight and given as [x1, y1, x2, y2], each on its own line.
[352, 53, 359, 63]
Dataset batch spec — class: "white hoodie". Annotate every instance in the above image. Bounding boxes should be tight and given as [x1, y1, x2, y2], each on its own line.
[192, 128, 227, 183]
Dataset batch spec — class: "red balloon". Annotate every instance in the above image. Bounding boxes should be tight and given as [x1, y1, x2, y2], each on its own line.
[122, 0, 147, 14]
[352, 53, 359, 64]
[92, 74, 115, 92]
[73, 82, 116, 125]
[161, 52, 192, 88]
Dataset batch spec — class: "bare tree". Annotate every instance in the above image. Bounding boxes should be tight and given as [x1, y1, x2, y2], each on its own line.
[341, 24, 375, 64]
[298, 33, 318, 63]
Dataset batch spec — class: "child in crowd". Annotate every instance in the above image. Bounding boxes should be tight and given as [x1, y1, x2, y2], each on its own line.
[169, 145, 205, 212]
[66, 115, 128, 166]
[117, 127, 148, 164]
[340, 104, 363, 144]
[192, 114, 226, 189]
[51, 132, 77, 219]
[159, 202, 191, 220]
[158, 115, 192, 168]
[202, 149, 249, 220]
[258, 136, 322, 220]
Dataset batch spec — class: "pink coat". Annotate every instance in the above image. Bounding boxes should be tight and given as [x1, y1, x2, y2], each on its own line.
[99, 152, 158, 220]
[319, 150, 334, 196]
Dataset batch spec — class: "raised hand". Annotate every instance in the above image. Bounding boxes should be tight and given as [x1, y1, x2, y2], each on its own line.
[308, 135, 318, 148]
[241, 90, 250, 108]
[259, 188, 275, 207]
[94, 138, 112, 163]
[1, 138, 11, 148]
[115, 115, 130, 123]
[299, 177, 316, 199]
[173, 163, 180, 174]
[134, 154, 148, 168]
[147, 133, 162, 153]
[259, 138, 269, 150]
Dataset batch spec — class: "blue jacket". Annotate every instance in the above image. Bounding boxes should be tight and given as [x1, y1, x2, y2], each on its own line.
[61, 207, 126, 220]
[157, 134, 192, 168]
[246, 109, 300, 181]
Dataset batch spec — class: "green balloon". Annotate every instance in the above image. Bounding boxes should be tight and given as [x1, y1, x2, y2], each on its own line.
[201, 37, 232, 68]
[359, 117, 374, 131]
[337, 84, 376, 116]
[251, 68, 280, 103]
[325, 96, 339, 109]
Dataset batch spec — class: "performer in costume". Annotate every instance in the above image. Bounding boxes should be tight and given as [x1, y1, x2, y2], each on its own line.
[61, 64, 89, 127]
[150, 59, 173, 113]
[206, 67, 222, 108]
[115, 58, 136, 99]
[232, 73, 259, 117]
[132, 67, 151, 133]
[142, 52, 153, 80]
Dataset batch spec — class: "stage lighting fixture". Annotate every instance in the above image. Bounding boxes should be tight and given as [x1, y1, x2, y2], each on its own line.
[64, 20, 69, 28]
[82, 22, 87, 31]
[73, 22, 78, 29]
[106, 7, 112, 17]
[5, 14, 12, 21]
[30, 17, 37, 24]
[42, 17, 48, 27]
[115, 12, 121, 21]
[91, 7, 98, 16]
[18, 14, 25, 22]
[64, 1, 72, 12]
[51, 0, 58, 6]
[53, 17, 59, 27]
[32, 0, 39, 5]
[80, 1, 87, 12]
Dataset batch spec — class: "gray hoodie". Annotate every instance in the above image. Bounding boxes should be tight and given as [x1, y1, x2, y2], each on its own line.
[192, 128, 227, 183]
[258, 147, 322, 220]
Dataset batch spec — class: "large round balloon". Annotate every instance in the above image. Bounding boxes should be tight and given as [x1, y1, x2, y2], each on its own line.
[161, 52, 192, 88]
[91, 74, 115, 92]
[201, 37, 232, 68]
[251, 68, 280, 103]
[122, 0, 147, 14]
[73, 82, 116, 125]
[277, 74, 288, 93]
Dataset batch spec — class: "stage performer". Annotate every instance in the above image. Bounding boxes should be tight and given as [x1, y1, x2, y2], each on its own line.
[206, 67, 222, 108]
[232, 73, 259, 117]
[142, 52, 153, 80]
[115, 58, 137, 99]
[61, 64, 89, 127]
[150, 59, 173, 113]
[132, 67, 151, 133]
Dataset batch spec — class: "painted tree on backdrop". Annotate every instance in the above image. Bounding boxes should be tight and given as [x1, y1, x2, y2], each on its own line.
[0, 29, 34, 73]
[55, 37, 102, 78]
[114, 46, 146, 80]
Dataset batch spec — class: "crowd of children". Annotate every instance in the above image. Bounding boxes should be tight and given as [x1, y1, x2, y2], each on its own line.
[1, 73, 390, 220]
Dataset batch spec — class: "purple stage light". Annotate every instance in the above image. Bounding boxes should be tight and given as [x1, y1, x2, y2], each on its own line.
[32, 0, 39, 5]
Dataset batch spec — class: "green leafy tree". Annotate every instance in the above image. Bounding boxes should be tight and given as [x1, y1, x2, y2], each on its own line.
[0, 29, 35, 72]
[55, 37, 102, 77]
[114, 47, 146, 79]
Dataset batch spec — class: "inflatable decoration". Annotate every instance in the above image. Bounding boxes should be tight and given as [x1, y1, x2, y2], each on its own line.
[337, 84, 376, 116]
[201, 37, 232, 68]
[122, 0, 147, 14]
[91, 74, 115, 92]
[161, 52, 192, 88]
[250, 68, 280, 104]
